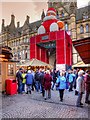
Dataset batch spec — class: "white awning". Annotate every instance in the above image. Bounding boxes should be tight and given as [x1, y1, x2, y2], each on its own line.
[72, 61, 90, 68]
[17, 58, 53, 68]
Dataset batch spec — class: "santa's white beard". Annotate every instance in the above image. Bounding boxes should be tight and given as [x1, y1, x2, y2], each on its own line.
[43, 15, 57, 22]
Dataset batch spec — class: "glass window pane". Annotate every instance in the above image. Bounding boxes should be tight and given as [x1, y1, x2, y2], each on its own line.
[8, 64, 14, 76]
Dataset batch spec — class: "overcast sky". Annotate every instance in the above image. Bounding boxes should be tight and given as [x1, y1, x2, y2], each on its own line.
[0, 0, 90, 32]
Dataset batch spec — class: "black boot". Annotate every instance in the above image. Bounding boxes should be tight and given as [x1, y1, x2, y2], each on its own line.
[29, 90, 31, 94]
[26, 91, 28, 94]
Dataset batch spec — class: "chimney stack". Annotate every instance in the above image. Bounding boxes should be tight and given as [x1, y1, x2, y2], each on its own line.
[1, 19, 5, 32]
[26, 15, 30, 24]
[17, 22, 20, 28]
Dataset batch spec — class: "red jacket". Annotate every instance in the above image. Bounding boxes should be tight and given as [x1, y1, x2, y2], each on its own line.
[43, 73, 52, 90]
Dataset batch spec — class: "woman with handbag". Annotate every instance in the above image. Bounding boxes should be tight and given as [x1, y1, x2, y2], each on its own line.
[56, 71, 66, 102]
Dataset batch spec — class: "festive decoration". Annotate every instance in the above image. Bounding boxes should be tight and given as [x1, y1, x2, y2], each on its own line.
[30, 7, 72, 71]
[38, 7, 64, 34]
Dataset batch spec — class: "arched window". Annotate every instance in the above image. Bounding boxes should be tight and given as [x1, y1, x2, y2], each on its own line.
[86, 24, 89, 33]
[80, 25, 84, 33]
[25, 50, 27, 59]
[65, 23, 68, 31]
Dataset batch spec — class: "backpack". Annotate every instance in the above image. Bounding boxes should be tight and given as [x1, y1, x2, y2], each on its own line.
[35, 72, 40, 81]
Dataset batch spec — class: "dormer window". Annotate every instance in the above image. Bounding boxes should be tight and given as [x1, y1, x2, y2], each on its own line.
[83, 12, 88, 19]
[80, 25, 84, 34]
[86, 24, 89, 33]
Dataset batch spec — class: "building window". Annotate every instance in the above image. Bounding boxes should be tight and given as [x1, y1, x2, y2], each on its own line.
[8, 64, 14, 76]
[65, 23, 68, 31]
[18, 53, 20, 59]
[61, 11, 64, 17]
[86, 24, 89, 33]
[25, 50, 27, 59]
[24, 38, 26, 43]
[83, 12, 88, 19]
[80, 25, 84, 34]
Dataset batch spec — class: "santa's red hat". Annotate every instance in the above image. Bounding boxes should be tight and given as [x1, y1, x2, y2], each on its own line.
[47, 7, 56, 15]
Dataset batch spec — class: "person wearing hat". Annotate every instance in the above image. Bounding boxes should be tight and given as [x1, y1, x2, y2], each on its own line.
[76, 70, 85, 107]
[84, 70, 90, 104]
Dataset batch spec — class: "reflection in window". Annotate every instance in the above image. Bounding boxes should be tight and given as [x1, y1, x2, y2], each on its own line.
[80, 25, 84, 33]
[18, 52, 21, 59]
[61, 11, 64, 17]
[8, 64, 14, 76]
[86, 24, 89, 33]
[65, 23, 68, 31]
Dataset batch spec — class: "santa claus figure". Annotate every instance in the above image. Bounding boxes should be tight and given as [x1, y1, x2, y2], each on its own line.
[38, 7, 64, 34]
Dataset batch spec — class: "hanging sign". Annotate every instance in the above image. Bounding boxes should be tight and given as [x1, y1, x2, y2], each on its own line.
[42, 35, 49, 40]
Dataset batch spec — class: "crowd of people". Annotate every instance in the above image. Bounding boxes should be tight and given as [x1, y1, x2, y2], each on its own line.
[16, 67, 90, 108]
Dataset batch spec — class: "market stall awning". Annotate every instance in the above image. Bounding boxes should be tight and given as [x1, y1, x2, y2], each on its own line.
[72, 61, 90, 68]
[73, 37, 90, 64]
[17, 58, 53, 68]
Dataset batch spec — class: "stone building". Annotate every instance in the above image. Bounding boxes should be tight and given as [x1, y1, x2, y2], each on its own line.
[0, 1, 90, 67]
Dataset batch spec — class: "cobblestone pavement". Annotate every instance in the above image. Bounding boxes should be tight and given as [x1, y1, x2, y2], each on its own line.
[2, 89, 89, 119]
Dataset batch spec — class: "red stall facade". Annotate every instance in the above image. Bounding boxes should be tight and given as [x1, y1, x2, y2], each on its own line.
[30, 30, 72, 71]
[30, 7, 72, 71]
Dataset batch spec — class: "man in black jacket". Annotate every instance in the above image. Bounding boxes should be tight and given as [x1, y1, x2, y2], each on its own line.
[16, 68, 23, 94]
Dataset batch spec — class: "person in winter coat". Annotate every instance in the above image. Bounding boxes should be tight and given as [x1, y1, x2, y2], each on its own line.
[56, 71, 66, 102]
[84, 70, 90, 104]
[51, 69, 57, 90]
[68, 70, 76, 92]
[76, 70, 85, 107]
[16, 68, 23, 94]
[25, 70, 34, 94]
[22, 70, 26, 93]
[39, 69, 45, 96]
[34, 69, 40, 92]
[43, 70, 52, 100]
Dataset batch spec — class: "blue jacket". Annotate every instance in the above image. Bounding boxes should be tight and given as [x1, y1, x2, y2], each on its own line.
[25, 73, 34, 85]
[56, 76, 66, 89]
[68, 73, 75, 83]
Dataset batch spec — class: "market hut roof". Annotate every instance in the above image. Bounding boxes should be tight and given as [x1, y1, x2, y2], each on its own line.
[72, 61, 90, 68]
[17, 58, 53, 68]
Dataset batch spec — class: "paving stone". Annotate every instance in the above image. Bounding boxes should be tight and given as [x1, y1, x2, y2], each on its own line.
[1, 89, 89, 119]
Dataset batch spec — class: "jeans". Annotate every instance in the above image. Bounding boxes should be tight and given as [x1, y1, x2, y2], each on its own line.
[44, 89, 51, 99]
[39, 82, 42, 92]
[85, 91, 90, 102]
[69, 81, 73, 91]
[26, 84, 32, 92]
[76, 92, 83, 106]
[35, 81, 40, 92]
[18, 80, 22, 93]
[22, 83, 25, 92]
[51, 82, 56, 90]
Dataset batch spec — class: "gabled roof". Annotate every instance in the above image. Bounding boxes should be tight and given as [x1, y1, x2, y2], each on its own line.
[29, 20, 41, 30]
[76, 5, 90, 21]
